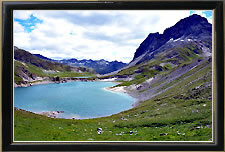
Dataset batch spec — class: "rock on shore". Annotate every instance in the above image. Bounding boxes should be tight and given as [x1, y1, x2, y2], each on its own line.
[37, 111, 64, 118]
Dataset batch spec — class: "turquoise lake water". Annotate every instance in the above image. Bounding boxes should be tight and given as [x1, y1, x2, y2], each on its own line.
[14, 81, 136, 119]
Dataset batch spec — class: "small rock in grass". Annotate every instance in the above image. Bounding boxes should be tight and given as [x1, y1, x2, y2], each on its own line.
[116, 132, 123, 136]
[196, 126, 202, 129]
[160, 133, 168, 136]
[97, 128, 102, 134]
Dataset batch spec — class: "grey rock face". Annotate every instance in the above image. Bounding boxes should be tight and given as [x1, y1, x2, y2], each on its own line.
[131, 14, 212, 65]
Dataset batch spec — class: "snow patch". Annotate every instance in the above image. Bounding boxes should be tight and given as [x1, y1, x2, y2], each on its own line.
[174, 38, 181, 42]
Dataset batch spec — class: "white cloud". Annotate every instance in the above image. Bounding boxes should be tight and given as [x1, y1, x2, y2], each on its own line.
[14, 10, 33, 20]
[13, 10, 199, 63]
[14, 21, 24, 32]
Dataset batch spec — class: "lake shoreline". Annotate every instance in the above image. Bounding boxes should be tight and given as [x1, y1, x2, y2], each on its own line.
[14, 80, 54, 88]
[14, 78, 139, 106]
[14, 78, 141, 119]
[103, 86, 140, 108]
[14, 77, 124, 87]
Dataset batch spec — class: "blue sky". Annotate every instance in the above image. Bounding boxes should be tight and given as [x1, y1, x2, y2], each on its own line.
[190, 10, 212, 18]
[14, 14, 43, 32]
[13, 10, 212, 63]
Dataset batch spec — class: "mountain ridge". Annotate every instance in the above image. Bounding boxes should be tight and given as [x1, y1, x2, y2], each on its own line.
[33, 54, 55, 61]
[58, 58, 127, 74]
[14, 46, 95, 85]
[132, 14, 211, 64]
[16, 46, 127, 75]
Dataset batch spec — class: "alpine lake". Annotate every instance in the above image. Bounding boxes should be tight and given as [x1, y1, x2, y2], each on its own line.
[14, 81, 136, 119]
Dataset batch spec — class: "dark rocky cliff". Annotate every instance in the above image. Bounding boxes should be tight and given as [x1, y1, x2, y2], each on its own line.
[132, 14, 212, 63]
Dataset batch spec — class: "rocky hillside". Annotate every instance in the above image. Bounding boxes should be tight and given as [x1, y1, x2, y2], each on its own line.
[131, 14, 211, 65]
[103, 14, 212, 104]
[58, 58, 127, 74]
[33, 54, 55, 61]
[14, 46, 72, 71]
[14, 47, 94, 85]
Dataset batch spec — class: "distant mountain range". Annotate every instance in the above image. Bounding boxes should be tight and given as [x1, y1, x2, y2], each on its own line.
[15, 47, 127, 75]
[58, 59, 127, 74]
[32, 54, 127, 75]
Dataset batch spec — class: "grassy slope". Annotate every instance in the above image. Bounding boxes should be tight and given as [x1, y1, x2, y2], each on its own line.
[14, 61, 212, 141]
[15, 100, 212, 141]
[14, 43, 212, 141]
[14, 47, 95, 84]
[14, 47, 72, 71]
[14, 60, 94, 84]
[47, 71, 94, 78]
[112, 43, 202, 87]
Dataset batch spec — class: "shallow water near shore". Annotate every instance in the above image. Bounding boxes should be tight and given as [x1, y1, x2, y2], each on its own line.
[14, 81, 136, 119]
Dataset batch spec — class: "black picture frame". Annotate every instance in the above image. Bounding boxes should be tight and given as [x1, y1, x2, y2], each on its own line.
[2, 1, 224, 151]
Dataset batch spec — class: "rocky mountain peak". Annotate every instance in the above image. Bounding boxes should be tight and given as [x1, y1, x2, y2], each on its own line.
[132, 14, 211, 61]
